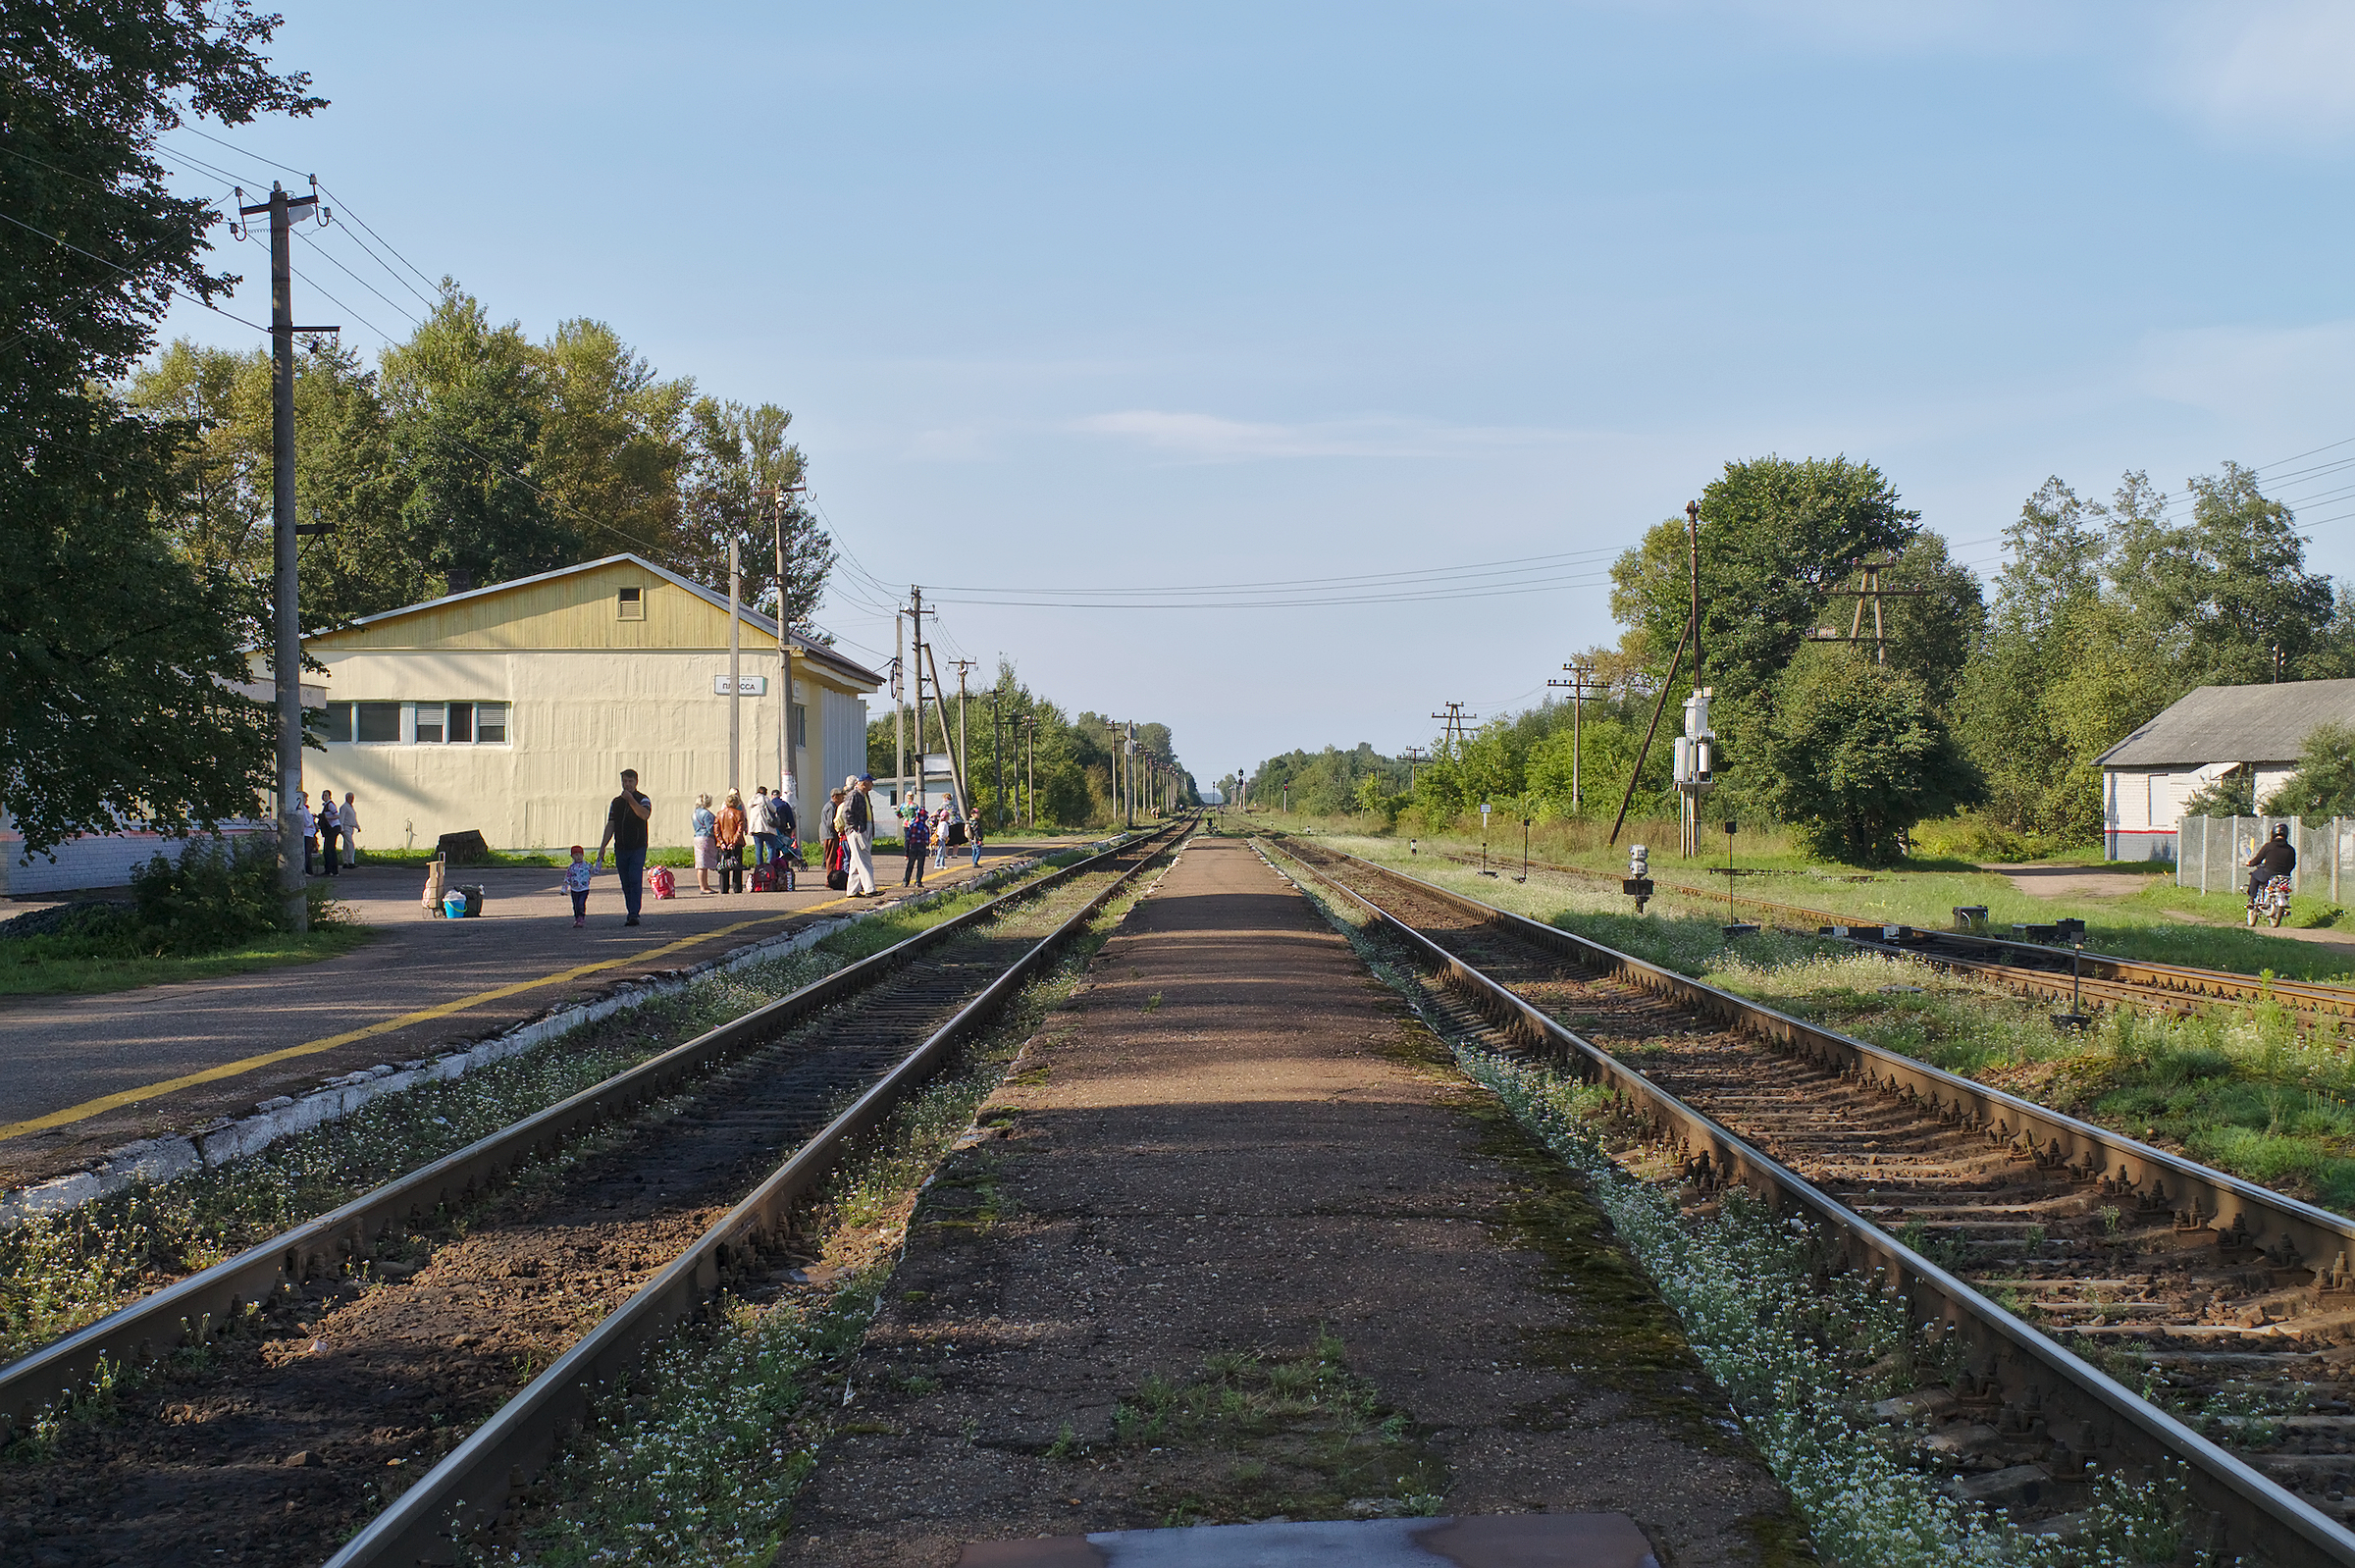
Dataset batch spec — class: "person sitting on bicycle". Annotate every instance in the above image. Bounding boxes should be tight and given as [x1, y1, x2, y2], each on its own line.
[2247, 824, 2296, 900]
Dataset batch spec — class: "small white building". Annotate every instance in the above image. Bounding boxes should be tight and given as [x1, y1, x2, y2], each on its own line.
[2096, 678, 2355, 861]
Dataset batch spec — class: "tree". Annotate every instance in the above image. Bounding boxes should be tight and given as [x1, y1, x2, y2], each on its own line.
[2263, 723, 2355, 817]
[1955, 477, 2109, 839]
[2, 1, 320, 857]
[676, 398, 835, 630]
[2110, 461, 2336, 687]
[1757, 649, 1977, 863]
[1607, 456, 1976, 810]
[536, 318, 691, 564]
[381, 287, 572, 590]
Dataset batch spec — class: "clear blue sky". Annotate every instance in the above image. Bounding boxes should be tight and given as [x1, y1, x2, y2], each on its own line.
[156, 2, 2355, 783]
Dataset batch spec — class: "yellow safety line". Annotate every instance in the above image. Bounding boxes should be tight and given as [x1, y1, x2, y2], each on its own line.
[0, 877, 941, 1143]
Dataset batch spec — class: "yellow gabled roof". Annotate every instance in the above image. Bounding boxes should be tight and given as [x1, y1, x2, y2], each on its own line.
[306, 554, 882, 691]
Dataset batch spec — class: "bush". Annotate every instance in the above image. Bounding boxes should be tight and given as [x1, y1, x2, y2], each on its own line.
[126, 838, 337, 955]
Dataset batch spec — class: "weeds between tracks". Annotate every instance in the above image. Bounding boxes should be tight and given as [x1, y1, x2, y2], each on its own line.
[0, 865, 1075, 1387]
[1319, 835, 2355, 1218]
[471, 850, 1178, 1566]
[1268, 843, 2204, 1568]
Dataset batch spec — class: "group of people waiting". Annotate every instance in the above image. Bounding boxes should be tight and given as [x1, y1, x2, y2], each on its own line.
[582, 767, 988, 927]
[896, 798, 981, 888]
[689, 783, 799, 895]
[294, 788, 361, 876]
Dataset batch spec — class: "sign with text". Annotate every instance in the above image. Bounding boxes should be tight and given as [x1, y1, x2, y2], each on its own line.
[711, 674, 768, 696]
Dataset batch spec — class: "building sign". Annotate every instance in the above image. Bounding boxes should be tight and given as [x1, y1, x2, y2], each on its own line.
[712, 675, 768, 696]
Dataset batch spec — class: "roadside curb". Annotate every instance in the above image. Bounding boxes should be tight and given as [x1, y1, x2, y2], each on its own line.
[0, 845, 1109, 1228]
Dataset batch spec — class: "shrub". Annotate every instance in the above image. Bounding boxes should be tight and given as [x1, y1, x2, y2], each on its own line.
[126, 838, 337, 955]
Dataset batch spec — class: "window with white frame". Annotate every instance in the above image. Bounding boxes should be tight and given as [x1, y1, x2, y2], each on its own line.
[318, 701, 509, 744]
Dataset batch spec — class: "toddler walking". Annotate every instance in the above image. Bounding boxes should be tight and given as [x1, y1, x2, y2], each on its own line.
[565, 845, 594, 926]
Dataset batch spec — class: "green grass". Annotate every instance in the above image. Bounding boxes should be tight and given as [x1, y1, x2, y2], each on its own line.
[1310, 834, 2355, 1217]
[351, 847, 568, 869]
[1355, 824, 2355, 983]
[0, 923, 375, 998]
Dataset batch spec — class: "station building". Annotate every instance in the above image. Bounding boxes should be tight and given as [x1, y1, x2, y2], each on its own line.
[295, 554, 880, 853]
[2096, 677, 2355, 861]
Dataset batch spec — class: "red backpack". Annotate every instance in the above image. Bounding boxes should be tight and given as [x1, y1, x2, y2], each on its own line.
[649, 864, 677, 900]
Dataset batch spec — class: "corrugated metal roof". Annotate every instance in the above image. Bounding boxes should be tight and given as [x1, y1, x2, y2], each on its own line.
[2097, 679, 2355, 767]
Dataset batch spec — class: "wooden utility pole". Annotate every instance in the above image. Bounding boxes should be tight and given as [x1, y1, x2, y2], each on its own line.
[240, 180, 332, 934]
[1431, 704, 1474, 756]
[1546, 659, 1602, 812]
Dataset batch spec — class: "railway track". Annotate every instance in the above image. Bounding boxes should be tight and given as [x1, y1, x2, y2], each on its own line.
[1282, 840, 2355, 1566]
[0, 820, 1189, 1568]
[1435, 843, 2355, 1036]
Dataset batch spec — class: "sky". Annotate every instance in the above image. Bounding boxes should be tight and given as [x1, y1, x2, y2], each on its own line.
[152, 1, 2355, 786]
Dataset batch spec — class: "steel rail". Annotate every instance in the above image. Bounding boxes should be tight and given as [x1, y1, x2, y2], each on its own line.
[1279, 843, 2355, 1566]
[323, 818, 1192, 1566]
[1436, 845, 2355, 1027]
[0, 829, 1170, 1436]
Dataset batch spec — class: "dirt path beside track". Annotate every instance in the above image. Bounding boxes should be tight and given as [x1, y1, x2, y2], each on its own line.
[782, 835, 1806, 1567]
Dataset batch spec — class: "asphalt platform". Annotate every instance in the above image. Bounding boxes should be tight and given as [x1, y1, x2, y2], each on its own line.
[0, 842, 1075, 1190]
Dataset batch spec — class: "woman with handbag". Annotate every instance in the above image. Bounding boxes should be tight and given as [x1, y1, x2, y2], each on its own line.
[715, 789, 749, 894]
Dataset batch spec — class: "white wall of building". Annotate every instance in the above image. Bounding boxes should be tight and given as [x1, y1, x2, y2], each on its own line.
[311, 647, 861, 851]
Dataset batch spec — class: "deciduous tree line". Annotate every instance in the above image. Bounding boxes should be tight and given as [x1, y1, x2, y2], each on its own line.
[2, 3, 834, 858]
[1255, 455, 2354, 862]
[864, 663, 1197, 829]
[128, 300, 836, 633]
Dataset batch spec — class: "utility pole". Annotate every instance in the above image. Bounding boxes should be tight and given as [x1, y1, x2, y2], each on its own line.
[1610, 499, 1705, 850]
[952, 657, 974, 812]
[1431, 704, 1474, 757]
[893, 611, 906, 812]
[1546, 659, 1602, 813]
[989, 691, 1004, 830]
[1022, 716, 1038, 826]
[241, 180, 331, 934]
[727, 536, 742, 793]
[1401, 745, 1428, 795]
[770, 481, 805, 811]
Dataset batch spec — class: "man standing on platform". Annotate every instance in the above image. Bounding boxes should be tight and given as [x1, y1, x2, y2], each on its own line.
[843, 773, 878, 897]
[595, 767, 654, 926]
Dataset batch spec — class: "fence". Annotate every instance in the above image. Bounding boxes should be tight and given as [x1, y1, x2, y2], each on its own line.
[2176, 815, 2355, 904]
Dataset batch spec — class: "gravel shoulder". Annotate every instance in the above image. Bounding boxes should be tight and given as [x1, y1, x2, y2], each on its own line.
[781, 835, 1806, 1567]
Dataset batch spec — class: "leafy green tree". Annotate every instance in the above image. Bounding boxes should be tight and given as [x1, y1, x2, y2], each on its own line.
[1955, 477, 2109, 839]
[2, 1, 318, 856]
[381, 287, 571, 590]
[2263, 724, 2355, 816]
[1607, 456, 1977, 813]
[1757, 649, 1976, 863]
[535, 318, 691, 562]
[675, 398, 834, 630]
[2111, 461, 2336, 686]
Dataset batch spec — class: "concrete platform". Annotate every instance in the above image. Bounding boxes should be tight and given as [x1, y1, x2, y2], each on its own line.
[781, 835, 1799, 1566]
[956, 1514, 1658, 1566]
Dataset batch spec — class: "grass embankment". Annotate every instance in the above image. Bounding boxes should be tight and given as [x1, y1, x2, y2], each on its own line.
[0, 924, 375, 999]
[1313, 834, 2355, 1216]
[1268, 812, 2352, 983]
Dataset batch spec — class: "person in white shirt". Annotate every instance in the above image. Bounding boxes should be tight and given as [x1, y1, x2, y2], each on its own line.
[338, 793, 362, 865]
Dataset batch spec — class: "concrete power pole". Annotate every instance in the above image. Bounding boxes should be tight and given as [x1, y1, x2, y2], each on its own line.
[727, 536, 741, 793]
[893, 611, 906, 810]
[1546, 659, 1601, 814]
[952, 657, 975, 811]
[241, 181, 331, 934]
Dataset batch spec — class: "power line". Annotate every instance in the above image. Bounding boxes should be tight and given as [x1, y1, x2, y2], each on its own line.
[926, 544, 1620, 600]
[0, 207, 269, 333]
